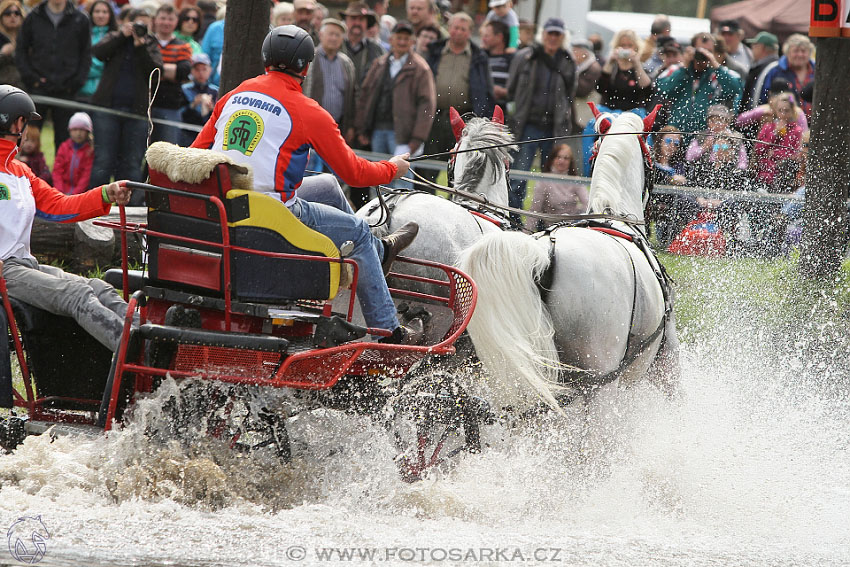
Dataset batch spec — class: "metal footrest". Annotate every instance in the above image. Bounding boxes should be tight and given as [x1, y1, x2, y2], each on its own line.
[138, 323, 290, 354]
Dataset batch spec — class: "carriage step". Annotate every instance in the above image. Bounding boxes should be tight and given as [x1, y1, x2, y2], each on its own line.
[138, 324, 290, 354]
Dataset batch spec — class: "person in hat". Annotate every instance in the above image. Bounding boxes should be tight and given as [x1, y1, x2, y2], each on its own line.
[649, 38, 682, 80]
[740, 31, 779, 111]
[293, 0, 317, 35]
[505, 16, 575, 221]
[355, 20, 436, 188]
[716, 19, 752, 74]
[53, 111, 94, 195]
[302, 17, 356, 164]
[181, 51, 218, 146]
[191, 26, 422, 345]
[484, 0, 518, 51]
[0, 85, 133, 354]
[339, 0, 386, 93]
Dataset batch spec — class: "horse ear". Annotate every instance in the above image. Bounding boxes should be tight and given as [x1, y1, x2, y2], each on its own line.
[588, 102, 611, 135]
[492, 105, 504, 125]
[450, 107, 466, 142]
[643, 105, 662, 134]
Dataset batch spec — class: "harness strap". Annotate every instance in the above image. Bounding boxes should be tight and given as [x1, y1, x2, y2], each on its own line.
[589, 226, 633, 241]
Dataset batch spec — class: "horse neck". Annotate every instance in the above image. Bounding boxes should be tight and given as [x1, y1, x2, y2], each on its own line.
[588, 137, 645, 222]
[473, 160, 508, 208]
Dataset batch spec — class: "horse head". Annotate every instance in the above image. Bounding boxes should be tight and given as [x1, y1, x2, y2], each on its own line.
[587, 108, 656, 223]
[448, 106, 516, 208]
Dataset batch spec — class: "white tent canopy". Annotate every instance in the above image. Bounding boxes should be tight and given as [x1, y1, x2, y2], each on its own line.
[584, 11, 711, 54]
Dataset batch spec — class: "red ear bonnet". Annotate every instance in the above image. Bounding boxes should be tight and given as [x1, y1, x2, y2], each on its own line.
[450, 107, 466, 142]
[491, 105, 504, 125]
[587, 102, 612, 135]
[643, 105, 661, 136]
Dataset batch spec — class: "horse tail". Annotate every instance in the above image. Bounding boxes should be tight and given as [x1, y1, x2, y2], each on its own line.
[457, 232, 566, 412]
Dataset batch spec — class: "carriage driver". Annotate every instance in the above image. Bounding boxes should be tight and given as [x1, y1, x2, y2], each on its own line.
[0, 86, 133, 352]
[192, 25, 421, 344]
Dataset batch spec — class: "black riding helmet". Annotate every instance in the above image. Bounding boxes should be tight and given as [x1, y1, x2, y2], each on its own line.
[262, 25, 315, 78]
[0, 85, 40, 137]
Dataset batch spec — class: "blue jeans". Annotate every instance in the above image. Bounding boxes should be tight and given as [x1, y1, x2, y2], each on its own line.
[290, 175, 398, 331]
[90, 109, 148, 192]
[509, 123, 555, 213]
[371, 129, 406, 189]
[151, 107, 184, 146]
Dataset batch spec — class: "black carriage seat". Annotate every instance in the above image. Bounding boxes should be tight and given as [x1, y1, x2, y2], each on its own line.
[143, 142, 344, 304]
[0, 296, 111, 411]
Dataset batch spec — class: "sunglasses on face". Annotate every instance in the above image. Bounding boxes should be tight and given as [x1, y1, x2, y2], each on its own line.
[662, 137, 681, 146]
[2, 10, 21, 16]
[183, 16, 200, 22]
[713, 143, 731, 151]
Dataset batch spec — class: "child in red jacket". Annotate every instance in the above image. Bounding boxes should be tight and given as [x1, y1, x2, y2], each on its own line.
[53, 112, 95, 195]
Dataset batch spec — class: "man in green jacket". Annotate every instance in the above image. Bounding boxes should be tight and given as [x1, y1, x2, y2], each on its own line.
[655, 35, 742, 139]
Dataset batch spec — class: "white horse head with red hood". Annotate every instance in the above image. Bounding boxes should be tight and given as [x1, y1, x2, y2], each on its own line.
[355, 106, 515, 296]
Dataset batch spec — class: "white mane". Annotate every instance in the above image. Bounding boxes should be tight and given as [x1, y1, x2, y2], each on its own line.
[453, 117, 516, 208]
[587, 112, 646, 222]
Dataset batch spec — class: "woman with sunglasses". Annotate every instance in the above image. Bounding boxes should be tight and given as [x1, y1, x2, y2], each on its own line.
[685, 104, 747, 189]
[0, 0, 23, 89]
[652, 125, 687, 186]
[78, 0, 117, 103]
[175, 6, 203, 54]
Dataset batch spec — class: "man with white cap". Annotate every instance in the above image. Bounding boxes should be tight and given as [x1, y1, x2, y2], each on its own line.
[484, 0, 518, 51]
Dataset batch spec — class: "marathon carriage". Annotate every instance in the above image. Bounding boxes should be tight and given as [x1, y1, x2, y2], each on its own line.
[0, 144, 484, 480]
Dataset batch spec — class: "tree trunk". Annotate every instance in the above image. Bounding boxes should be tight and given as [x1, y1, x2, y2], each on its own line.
[219, 0, 269, 95]
[799, 37, 850, 278]
[31, 208, 147, 272]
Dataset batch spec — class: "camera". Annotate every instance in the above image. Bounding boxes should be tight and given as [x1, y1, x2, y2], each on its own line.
[694, 50, 709, 63]
[132, 21, 148, 37]
[617, 48, 631, 59]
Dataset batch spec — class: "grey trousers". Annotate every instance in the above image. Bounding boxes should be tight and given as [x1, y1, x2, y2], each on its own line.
[2, 258, 128, 352]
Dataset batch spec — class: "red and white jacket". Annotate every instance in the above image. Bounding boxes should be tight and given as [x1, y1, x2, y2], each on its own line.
[192, 71, 397, 204]
[0, 139, 109, 261]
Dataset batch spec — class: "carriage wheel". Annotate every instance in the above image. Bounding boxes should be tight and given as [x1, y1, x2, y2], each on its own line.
[151, 380, 292, 464]
[387, 372, 489, 482]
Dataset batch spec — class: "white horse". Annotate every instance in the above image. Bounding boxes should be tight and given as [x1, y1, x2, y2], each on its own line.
[356, 107, 515, 294]
[457, 109, 680, 412]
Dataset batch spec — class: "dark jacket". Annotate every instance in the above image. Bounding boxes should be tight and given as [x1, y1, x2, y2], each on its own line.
[0, 34, 22, 90]
[426, 38, 494, 117]
[741, 54, 779, 112]
[356, 50, 436, 147]
[15, 0, 91, 96]
[507, 43, 576, 137]
[91, 30, 163, 115]
[342, 37, 385, 89]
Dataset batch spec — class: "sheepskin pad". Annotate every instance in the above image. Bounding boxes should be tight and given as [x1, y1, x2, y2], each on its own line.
[145, 142, 254, 190]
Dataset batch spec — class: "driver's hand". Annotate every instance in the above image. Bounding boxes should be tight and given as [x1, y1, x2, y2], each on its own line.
[389, 153, 410, 180]
[106, 181, 132, 206]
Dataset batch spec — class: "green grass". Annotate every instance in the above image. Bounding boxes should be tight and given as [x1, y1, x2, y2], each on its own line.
[659, 250, 850, 355]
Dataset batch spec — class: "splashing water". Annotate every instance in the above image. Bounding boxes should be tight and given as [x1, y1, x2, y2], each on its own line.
[1, 269, 849, 566]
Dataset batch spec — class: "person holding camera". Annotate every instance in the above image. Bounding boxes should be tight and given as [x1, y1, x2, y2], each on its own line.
[89, 8, 163, 196]
[596, 29, 652, 112]
[655, 32, 742, 141]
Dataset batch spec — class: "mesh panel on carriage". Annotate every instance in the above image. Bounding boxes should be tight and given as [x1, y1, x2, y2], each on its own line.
[144, 144, 341, 302]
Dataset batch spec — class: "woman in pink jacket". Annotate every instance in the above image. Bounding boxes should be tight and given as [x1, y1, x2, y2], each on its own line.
[525, 144, 588, 232]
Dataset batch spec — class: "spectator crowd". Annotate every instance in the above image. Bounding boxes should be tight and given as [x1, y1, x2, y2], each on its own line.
[3, 0, 818, 248]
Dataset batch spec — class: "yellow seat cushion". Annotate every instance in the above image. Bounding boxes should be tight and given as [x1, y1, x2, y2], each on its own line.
[226, 189, 341, 300]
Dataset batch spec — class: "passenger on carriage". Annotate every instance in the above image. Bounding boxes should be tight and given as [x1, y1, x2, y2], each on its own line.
[0, 85, 132, 352]
[191, 25, 421, 344]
